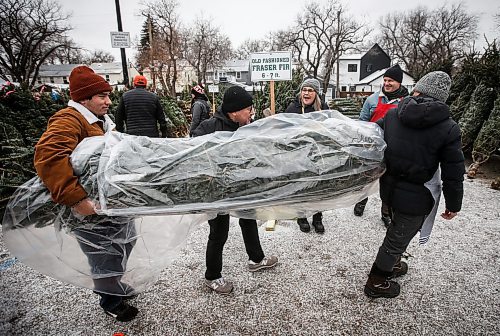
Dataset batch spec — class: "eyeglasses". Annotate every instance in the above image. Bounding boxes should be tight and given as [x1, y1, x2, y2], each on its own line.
[301, 88, 315, 93]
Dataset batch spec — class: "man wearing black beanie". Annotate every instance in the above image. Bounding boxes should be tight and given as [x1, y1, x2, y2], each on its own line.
[191, 86, 278, 294]
[354, 64, 409, 226]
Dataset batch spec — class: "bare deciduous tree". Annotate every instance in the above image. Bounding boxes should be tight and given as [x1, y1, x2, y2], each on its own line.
[83, 50, 115, 64]
[44, 38, 85, 65]
[142, 0, 183, 96]
[379, 3, 478, 79]
[235, 38, 272, 60]
[280, 1, 368, 91]
[183, 16, 233, 86]
[0, 0, 72, 87]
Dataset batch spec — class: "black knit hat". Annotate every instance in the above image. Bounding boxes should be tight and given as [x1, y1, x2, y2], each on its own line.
[221, 86, 253, 114]
[383, 64, 403, 83]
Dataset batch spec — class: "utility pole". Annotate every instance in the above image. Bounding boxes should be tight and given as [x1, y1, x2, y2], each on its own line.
[148, 15, 156, 91]
[335, 10, 341, 99]
[115, 0, 129, 86]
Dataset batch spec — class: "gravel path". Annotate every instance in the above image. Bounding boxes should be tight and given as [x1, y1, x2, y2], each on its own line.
[1, 178, 499, 336]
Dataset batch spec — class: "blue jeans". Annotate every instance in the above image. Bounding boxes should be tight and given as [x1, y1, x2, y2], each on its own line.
[73, 218, 136, 311]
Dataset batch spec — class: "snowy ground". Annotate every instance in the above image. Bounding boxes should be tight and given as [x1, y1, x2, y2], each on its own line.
[0, 178, 499, 336]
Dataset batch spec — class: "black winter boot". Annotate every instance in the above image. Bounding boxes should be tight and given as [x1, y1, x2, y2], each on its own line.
[311, 213, 324, 234]
[364, 263, 400, 298]
[297, 218, 310, 232]
[104, 301, 139, 322]
[354, 200, 367, 216]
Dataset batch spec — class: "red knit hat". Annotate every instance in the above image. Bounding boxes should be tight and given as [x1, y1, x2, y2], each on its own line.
[69, 66, 112, 101]
[133, 75, 148, 87]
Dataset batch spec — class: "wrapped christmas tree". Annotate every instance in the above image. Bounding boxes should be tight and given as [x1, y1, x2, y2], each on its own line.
[2, 110, 386, 295]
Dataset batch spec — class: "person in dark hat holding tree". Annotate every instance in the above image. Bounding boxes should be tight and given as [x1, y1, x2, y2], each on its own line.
[192, 86, 278, 294]
[189, 84, 211, 136]
[34, 66, 139, 322]
[283, 77, 329, 234]
[354, 64, 409, 227]
[363, 71, 464, 298]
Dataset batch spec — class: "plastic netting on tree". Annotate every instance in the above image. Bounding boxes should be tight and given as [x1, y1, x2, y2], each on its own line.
[458, 81, 497, 151]
[471, 96, 500, 164]
[3, 111, 385, 294]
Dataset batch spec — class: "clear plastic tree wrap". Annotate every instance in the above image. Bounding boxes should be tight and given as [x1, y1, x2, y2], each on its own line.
[2, 110, 386, 294]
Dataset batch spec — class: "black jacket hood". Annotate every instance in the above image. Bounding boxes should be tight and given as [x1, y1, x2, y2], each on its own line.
[213, 108, 239, 131]
[397, 96, 451, 129]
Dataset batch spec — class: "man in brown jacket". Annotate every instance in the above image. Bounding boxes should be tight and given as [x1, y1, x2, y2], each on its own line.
[34, 66, 138, 322]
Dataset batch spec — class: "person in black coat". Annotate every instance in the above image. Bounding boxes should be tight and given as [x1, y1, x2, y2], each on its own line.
[189, 84, 211, 136]
[192, 86, 278, 294]
[283, 78, 329, 234]
[115, 75, 168, 137]
[364, 71, 465, 299]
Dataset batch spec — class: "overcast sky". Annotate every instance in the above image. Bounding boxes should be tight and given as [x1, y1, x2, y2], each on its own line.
[62, 0, 499, 61]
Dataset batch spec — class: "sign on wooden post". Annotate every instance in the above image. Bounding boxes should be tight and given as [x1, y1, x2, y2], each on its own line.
[250, 51, 292, 82]
[249, 52, 292, 231]
[250, 51, 291, 116]
[208, 85, 219, 114]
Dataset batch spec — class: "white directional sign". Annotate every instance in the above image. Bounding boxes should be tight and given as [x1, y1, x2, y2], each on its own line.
[110, 32, 131, 48]
[250, 51, 292, 82]
[208, 85, 219, 93]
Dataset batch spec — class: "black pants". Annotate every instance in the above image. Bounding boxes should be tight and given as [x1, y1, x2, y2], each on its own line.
[205, 214, 265, 281]
[298, 212, 322, 222]
[375, 210, 425, 272]
[73, 218, 136, 311]
[355, 198, 391, 216]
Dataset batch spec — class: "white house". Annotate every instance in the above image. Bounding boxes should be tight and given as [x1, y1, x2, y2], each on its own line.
[206, 59, 251, 86]
[140, 59, 198, 94]
[355, 68, 415, 93]
[36, 62, 138, 88]
[329, 44, 414, 98]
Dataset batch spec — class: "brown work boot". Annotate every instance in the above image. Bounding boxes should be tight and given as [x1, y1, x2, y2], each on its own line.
[364, 264, 400, 298]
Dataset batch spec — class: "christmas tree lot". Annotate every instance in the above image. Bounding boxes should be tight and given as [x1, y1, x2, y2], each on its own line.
[447, 40, 500, 181]
[0, 84, 190, 217]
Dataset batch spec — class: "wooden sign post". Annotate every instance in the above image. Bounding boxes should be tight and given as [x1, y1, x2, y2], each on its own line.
[212, 92, 215, 114]
[249, 51, 292, 231]
[270, 80, 276, 115]
[208, 84, 219, 114]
